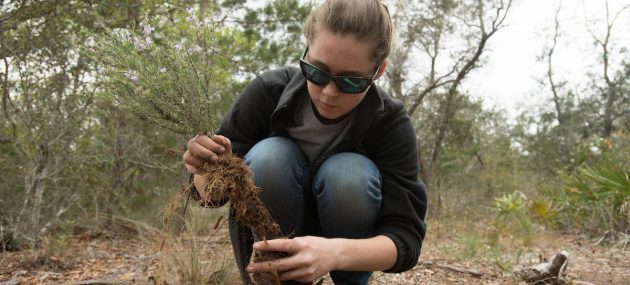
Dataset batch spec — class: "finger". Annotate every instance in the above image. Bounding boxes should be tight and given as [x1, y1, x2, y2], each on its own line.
[247, 254, 300, 273]
[195, 135, 227, 154]
[187, 140, 218, 162]
[184, 163, 199, 175]
[253, 239, 293, 253]
[211, 135, 232, 154]
[183, 151, 206, 169]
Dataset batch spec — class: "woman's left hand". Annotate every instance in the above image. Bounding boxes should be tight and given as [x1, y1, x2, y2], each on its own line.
[246, 236, 340, 283]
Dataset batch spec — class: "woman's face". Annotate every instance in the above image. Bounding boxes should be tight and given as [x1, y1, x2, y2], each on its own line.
[305, 28, 383, 119]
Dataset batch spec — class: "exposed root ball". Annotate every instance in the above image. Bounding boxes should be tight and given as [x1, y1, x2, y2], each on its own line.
[200, 155, 282, 240]
[200, 155, 300, 284]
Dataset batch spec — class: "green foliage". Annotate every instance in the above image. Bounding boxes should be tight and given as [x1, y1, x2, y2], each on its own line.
[242, 0, 312, 70]
[458, 234, 482, 260]
[90, 12, 251, 135]
[492, 191, 535, 244]
[1, 0, 311, 242]
[494, 191, 528, 218]
[557, 131, 630, 238]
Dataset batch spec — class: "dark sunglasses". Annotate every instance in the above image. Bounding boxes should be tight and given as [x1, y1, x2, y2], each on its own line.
[299, 48, 380, 94]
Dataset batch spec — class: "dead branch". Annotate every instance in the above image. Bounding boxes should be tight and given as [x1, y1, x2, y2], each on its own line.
[55, 280, 130, 285]
[546, 3, 565, 125]
[420, 260, 484, 277]
[514, 251, 569, 285]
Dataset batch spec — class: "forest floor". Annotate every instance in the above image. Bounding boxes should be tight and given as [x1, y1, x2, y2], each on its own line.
[1, 219, 629, 285]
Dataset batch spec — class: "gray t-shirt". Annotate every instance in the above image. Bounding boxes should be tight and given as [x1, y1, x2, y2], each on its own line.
[287, 93, 356, 170]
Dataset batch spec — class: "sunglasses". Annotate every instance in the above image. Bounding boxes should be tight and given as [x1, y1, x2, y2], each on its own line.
[299, 48, 380, 94]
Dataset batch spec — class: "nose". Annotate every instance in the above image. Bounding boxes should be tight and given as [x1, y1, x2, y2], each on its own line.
[322, 80, 339, 97]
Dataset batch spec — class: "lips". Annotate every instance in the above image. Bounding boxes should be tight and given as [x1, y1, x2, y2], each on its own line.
[318, 100, 337, 109]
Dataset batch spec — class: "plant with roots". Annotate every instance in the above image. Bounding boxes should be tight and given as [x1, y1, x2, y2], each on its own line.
[89, 10, 291, 284]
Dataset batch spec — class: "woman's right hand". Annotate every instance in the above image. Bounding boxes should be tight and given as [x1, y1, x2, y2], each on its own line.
[183, 134, 232, 174]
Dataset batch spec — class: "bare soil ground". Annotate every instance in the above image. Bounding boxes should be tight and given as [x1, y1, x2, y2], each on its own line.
[1, 226, 629, 285]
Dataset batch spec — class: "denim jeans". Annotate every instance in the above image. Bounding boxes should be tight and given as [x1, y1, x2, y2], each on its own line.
[229, 136, 382, 285]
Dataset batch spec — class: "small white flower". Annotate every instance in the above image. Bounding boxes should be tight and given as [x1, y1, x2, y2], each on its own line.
[124, 69, 139, 84]
[590, 146, 600, 154]
[145, 37, 153, 45]
[159, 67, 167, 73]
[132, 36, 147, 50]
[143, 24, 154, 35]
[174, 42, 182, 50]
[123, 69, 133, 78]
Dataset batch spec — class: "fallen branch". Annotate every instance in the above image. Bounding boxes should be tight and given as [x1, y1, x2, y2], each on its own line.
[572, 281, 596, 285]
[420, 260, 484, 277]
[514, 250, 569, 285]
[55, 280, 129, 285]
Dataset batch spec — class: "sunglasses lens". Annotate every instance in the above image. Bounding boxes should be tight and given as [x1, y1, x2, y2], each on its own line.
[336, 77, 369, 93]
[301, 62, 330, 86]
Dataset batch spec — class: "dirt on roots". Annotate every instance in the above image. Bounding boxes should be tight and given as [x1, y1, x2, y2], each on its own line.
[198, 154, 293, 285]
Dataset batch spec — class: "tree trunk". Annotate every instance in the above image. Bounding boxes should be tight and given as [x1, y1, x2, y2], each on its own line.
[16, 143, 50, 237]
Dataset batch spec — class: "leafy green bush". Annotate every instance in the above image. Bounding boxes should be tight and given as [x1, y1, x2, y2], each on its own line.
[557, 131, 630, 240]
[492, 191, 536, 244]
[89, 9, 255, 136]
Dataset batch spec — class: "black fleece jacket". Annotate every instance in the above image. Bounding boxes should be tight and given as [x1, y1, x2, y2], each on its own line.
[214, 66, 427, 273]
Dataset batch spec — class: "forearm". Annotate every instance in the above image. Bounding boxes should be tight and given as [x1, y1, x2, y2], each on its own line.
[334, 235, 397, 272]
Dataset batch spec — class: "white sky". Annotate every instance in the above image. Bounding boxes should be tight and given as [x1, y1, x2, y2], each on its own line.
[462, 0, 630, 120]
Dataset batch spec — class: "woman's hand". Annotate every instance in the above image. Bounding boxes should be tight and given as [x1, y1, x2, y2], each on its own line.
[183, 134, 232, 174]
[247, 235, 397, 282]
[246, 236, 341, 283]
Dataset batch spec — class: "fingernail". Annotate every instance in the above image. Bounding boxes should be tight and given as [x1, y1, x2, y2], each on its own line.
[211, 155, 218, 161]
[253, 242, 261, 249]
[219, 147, 225, 153]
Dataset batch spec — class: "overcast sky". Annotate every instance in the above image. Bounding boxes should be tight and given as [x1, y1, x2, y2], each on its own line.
[462, 0, 630, 120]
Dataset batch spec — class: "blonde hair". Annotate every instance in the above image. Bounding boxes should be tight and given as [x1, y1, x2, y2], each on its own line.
[303, 0, 394, 64]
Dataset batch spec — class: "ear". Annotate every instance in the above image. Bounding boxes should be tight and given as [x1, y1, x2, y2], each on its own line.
[375, 60, 388, 80]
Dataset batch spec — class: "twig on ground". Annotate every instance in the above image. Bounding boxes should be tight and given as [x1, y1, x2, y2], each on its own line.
[55, 280, 130, 285]
[420, 260, 484, 277]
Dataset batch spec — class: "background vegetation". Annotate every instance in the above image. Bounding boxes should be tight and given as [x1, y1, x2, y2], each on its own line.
[1, 0, 628, 278]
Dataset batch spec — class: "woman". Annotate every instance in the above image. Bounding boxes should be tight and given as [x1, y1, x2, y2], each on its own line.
[183, 0, 427, 284]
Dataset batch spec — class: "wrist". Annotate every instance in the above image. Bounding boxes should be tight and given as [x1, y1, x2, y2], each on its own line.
[331, 238, 352, 271]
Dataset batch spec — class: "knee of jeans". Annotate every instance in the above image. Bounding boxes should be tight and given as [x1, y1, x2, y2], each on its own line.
[314, 153, 382, 205]
[245, 137, 302, 172]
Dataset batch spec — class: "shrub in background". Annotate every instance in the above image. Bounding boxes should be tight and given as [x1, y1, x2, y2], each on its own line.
[89, 9, 252, 135]
[558, 130, 630, 240]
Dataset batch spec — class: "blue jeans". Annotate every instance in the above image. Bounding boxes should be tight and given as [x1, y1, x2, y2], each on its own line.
[229, 137, 382, 285]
